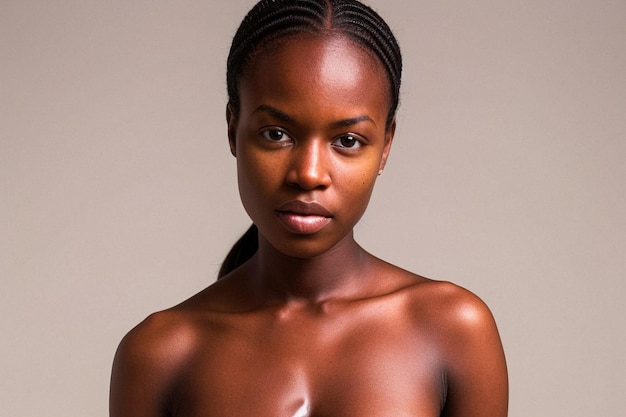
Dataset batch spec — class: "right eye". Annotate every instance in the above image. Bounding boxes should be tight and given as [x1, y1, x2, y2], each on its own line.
[260, 128, 292, 143]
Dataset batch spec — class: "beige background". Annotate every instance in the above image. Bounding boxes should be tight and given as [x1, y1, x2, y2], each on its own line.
[1, 0, 625, 416]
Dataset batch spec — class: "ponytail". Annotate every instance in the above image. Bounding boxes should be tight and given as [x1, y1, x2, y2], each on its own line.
[217, 224, 258, 279]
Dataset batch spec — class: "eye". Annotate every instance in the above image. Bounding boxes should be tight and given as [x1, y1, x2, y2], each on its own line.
[332, 134, 363, 150]
[260, 128, 292, 143]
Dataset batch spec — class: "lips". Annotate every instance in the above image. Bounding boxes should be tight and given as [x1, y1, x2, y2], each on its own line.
[275, 201, 333, 234]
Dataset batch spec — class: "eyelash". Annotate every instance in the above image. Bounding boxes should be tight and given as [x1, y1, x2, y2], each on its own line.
[259, 128, 365, 151]
[260, 128, 292, 144]
[332, 134, 362, 150]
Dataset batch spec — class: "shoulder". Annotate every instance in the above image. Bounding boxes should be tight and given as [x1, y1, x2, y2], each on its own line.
[376, 265, 504, 358]
[110, 308, 203, 415]
[417, 280, 495, 327]
[374, 261, 489, 317]
[111, 309, 199, 390]
[119, 309, 198, 357]
[406, 279, 508, 416]
[366, 258, 499, 336]
[112, 278, 245, 368]
[405, 279, 502, 347]
[372, 262, 500, 339]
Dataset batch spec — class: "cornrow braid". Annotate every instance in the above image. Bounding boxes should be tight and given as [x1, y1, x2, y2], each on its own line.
[226, 0, 402, 129]
[227, 0, 328, 115]
[331, 1, 402, 127]
[219, 0, 402, 279]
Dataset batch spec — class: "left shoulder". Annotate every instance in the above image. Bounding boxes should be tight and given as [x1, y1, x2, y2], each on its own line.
[380, 265, 494, 325]
[374, 264, 508, 416]
[370, 259, 502, 343]
[423, 280, 498, 335]
[404, 278, 503, 351]
[409, 279, 508, 417]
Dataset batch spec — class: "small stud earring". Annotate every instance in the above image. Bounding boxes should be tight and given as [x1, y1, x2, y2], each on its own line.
[378, 169, 383, 176]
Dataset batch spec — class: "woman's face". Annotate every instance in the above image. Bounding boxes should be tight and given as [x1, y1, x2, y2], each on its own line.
[228, 34, 395, 258]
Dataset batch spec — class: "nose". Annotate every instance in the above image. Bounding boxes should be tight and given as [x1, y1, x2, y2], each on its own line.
[286, 139, 332, 191]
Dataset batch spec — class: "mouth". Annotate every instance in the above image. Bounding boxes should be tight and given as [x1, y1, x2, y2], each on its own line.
[275, 201, 333, 234]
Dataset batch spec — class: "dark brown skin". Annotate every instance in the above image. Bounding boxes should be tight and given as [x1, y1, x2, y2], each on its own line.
[110, 34, 508, 417]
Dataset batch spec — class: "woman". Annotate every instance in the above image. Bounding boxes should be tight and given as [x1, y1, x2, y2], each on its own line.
[110, 0, 508, 416]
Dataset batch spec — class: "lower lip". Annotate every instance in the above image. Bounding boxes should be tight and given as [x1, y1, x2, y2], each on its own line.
[276, 212, 332, 234]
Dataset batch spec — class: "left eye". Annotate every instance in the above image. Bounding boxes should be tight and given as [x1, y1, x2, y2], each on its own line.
[332, 135, 362, 149]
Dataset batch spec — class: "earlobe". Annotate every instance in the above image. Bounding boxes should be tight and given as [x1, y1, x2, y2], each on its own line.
[379, 118, 396, 173]
[226, 104, 237, 157]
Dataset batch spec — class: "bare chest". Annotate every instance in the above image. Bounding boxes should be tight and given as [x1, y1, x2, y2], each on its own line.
[170, 314, 445, 417]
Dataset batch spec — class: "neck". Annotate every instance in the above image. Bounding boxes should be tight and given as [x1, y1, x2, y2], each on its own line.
[249, 232, 372, 304]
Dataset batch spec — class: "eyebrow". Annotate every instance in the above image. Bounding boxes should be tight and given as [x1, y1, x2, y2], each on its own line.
[253, 104, 376, 128]
[332, 115, 376, 128]
[253, 104, 294, 123]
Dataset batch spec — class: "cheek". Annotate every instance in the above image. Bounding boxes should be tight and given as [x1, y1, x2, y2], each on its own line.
[333, 151, 382, 200]
[236, 150, 262, 201]
[341, 171, 378, 213]
[352, 155, 381, 188]
[237, 142, 266, 179]
[236, 148, 283, 201]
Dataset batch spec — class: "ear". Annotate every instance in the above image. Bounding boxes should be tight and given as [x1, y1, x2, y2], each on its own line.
[226, 104, 238, 157]
[378, 118, 396, 173]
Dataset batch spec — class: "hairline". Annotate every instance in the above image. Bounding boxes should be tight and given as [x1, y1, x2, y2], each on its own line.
[231, 30, 396, 129]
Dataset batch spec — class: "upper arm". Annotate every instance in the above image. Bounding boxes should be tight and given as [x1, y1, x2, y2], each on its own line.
[439, 287, 508, 417]
[109, 313, 194, 417]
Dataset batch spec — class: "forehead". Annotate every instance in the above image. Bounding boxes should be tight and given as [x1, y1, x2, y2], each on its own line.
[239, 33, 390, 115]
[252, 32, 383, 69]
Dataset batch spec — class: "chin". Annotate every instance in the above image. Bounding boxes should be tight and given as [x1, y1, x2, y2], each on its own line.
[261, 230, 351, 260]
[274, 237, 332, 259]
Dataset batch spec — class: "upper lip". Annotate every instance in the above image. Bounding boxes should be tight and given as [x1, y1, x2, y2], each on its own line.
[276, 200, 333, 217]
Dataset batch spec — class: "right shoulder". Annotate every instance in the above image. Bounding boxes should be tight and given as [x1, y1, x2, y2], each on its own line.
[110, 310, 199, 416]
[115, 309, 198, 369]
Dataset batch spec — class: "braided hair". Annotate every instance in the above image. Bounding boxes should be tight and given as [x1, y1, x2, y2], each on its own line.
[219, 0, 402, 279]
[227, 0, 402, 128]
